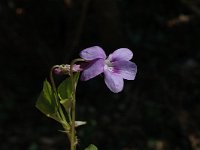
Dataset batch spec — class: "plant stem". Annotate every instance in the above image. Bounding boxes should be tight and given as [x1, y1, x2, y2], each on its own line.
[50, 66, 67, 123]
[71, 93, 76, 150]
[69, 58, 85, 150]
[70, 62, 76, 150]
[50, 65, 60, 106]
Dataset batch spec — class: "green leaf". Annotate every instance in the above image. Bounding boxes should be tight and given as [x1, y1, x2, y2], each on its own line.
[36, 80, 58, 120]
[85, 144, 98, 150]
[58, 73, 80, 99]
[58, 77, 72, 100]
[58, 73, 80, 111]
[73, 72, 80, 90]
[60, 98, 72, 112]
[58, 77, 72, 112]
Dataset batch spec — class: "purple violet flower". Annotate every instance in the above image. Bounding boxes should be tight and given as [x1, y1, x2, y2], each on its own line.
[79, 46, 137, 93]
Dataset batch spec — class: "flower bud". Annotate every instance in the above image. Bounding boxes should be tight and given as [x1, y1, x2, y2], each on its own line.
[53, 64, 82, 75]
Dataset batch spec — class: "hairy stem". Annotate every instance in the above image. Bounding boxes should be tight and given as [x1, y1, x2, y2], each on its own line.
[71, 92, 76, 150]
[69, 58, 85, 150]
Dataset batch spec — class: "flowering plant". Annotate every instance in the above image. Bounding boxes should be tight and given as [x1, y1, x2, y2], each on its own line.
[36, 46, 137, 150]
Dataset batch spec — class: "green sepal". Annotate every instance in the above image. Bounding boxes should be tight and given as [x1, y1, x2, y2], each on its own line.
[85, 144, 98, 150]
[36, 79, 59, 120]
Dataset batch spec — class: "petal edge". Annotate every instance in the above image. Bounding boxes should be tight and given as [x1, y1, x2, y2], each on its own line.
[104, 69, 124, 93]
[80, 46, 106, 60]
[108, 48, 133, 61]
[112, 60, 137, 80]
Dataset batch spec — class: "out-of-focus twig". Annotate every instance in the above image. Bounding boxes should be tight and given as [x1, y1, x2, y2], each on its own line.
[70, 0, 90, 51]
[167, 14, 191, 27]
[181, 0, 200, 16]
[65, 0, 91, 61]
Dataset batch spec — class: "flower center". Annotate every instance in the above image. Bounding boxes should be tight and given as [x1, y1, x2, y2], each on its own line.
[104, 59, 113, 71]
[105, 59, 112, 66]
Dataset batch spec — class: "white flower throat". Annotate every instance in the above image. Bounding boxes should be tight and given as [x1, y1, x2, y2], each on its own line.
[104, 59, 113, 71]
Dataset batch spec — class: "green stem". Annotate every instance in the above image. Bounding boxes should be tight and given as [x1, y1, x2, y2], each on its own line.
[71, 93, 76, 150]
[69, 58, 84, 150]
[50, 66, 67, 123]
[50, 66, 59, 105]
[70, 62, 76, 150]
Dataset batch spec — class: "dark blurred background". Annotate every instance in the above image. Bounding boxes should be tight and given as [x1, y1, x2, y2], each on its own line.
[1, 0, 200, 150]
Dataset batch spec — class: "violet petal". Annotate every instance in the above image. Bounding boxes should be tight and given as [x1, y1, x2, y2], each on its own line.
[80, 46, 106, 60]
[80, 59, 104, 81]
[108, 48, 133, 61]
[104, 69, 124, 93]
[112, 60, 137, 80]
